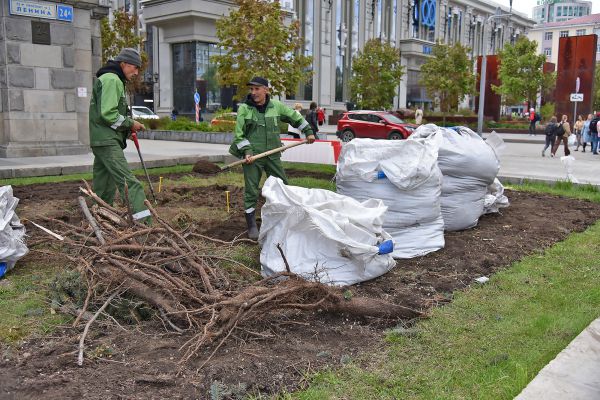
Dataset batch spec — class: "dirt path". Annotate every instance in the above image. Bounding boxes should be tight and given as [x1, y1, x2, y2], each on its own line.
[3, 177, 600, 398]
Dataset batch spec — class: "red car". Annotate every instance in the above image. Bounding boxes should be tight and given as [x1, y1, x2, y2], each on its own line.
[336, 111, 417, 142]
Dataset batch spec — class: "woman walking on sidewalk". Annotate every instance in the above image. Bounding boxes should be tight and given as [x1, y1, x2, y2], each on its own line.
[542, 116, 558, 157]
[574, 115, 584, 151]
[581, 114, 593, 153]
[551, 114, 571, 157]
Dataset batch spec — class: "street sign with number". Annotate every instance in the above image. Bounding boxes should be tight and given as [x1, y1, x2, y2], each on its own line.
[570, 93, 583, 102]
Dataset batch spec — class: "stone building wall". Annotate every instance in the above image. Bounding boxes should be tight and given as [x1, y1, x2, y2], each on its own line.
[0, 1, 108, 158]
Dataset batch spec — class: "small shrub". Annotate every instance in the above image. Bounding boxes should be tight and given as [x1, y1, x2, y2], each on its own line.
[540, 102, 555, 122]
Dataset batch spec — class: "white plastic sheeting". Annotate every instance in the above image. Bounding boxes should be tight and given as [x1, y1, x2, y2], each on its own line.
[410, 125, 500, 231]
[336, 137, 445, 259]
[259, 176, 396, 286]
[0, 186, 28, 276]
[483, 178, 510, 214]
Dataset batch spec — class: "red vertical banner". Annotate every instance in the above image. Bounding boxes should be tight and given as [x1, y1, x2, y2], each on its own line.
[555, 34, 598, 119]
[475, 55, 502, 122]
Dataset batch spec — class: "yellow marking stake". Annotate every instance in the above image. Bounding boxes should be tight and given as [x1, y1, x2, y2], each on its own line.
[158, 176, 163, 193]
[225, 190, 230, 213]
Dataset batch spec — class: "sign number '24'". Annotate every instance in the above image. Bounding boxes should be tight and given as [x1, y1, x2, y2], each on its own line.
[57, 5, 73, 22]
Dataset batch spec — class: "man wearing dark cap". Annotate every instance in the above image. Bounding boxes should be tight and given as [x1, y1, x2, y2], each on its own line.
[89, 48, 151, 223]
[230, 76, 316, 239]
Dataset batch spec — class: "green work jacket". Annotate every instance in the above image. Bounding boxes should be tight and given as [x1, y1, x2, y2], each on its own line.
[229, 97, 313, 159]
[89, 63, 135, 148]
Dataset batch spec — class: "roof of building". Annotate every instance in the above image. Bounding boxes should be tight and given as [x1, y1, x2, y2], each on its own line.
[533, 13, 600, 29]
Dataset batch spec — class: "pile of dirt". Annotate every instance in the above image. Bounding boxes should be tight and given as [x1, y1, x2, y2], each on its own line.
[3, 179, 600, 399]
[192, 159, 222, 174]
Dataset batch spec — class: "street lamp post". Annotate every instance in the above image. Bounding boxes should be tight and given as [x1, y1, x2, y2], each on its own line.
[476, 6, 512, 136]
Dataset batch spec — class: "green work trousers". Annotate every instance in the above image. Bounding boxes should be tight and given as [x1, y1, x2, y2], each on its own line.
[91, 144, 151, 222]
[243, 157, 287, 210]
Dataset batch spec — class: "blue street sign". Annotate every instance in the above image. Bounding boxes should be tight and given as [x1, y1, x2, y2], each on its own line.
[57, 5, 73, 22]
[194, 92, 200, 105]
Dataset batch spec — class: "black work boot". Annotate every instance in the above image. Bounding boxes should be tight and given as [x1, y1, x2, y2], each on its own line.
[245, 210, 259, 240]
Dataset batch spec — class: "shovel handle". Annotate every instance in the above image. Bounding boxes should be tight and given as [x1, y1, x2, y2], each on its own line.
[222, 139, 308, 171]
[130, 131, 140, 149]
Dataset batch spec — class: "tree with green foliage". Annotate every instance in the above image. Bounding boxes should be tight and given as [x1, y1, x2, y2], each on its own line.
[100, 9, 145, 64]
[349, 38, 404, 110]
[100, 9, 147, 92]
[420, 42, 475, 114]
[493, 37, 546, 106]
[212, 0, 311, 99]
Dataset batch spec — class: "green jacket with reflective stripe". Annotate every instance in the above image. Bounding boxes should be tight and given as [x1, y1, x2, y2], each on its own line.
[89, 63, 135, 148]
[229, 97, 313, 158]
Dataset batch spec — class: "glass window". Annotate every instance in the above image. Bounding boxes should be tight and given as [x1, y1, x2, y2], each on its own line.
[557, 6, 561, 16]
[560, 31, 569, 37]
[576, 29, 586, 36]
[172, 42, 224, 115]
[544, 32, 553, 40]
[544, 47, 551, 56]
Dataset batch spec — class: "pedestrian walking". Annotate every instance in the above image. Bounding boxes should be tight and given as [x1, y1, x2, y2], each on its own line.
[528, 107, 540, 136]
[550, 114, 571, 157]
[88, 48, 151, 223]
[574, 115, 584, 151]
[542, 116, 558, 157]
[415, 107, 423, 125]
[306, 102, 320, 139]
[229, 76, 316, 239]
[317, 107, 325, 126]
[590, 112, 600, 155]
[581, 114, 593, 153]
[287, 103, 303, 139]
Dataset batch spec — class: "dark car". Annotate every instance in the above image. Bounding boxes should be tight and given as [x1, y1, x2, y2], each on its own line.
[336, 111, 417, 142]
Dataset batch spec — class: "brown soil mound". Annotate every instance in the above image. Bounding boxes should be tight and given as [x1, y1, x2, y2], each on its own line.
[3, 179, 600, 399]
[192, 159, 222, 174]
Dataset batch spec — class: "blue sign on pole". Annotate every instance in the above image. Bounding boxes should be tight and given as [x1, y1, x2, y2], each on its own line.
[57, 5, 73, 22]
[194, 92, 200, 105]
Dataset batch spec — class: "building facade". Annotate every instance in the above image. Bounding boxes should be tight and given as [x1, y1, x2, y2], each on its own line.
[0, 0, 109, 158]
[141, 0, 534, 116]
[528, 13, 600, 65]
[532, 0, 592, 24]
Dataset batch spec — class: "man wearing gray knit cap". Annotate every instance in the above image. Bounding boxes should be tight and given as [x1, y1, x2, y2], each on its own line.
[88, 48, 151, 223]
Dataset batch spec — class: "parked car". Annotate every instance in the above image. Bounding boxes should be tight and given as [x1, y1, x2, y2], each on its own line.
[210, 112, 237, 130]
[336, 111, 417, 142]
[131, 106, 159, 120]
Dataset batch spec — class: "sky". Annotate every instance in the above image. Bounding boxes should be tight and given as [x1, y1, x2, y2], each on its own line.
[498, 0, 600, 18]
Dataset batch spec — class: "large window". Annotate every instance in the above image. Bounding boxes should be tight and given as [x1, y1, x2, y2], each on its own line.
[335, 0, 359, 103]
[288, 0, 314, 101]
[172, 42, 224, 114]
[576, 29, 586, 36]
[560, 30, 569, 37]
[544, 31, 553, 41]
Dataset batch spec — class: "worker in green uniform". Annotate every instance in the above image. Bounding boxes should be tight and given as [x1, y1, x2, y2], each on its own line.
[89, 48, 151, 223]
[230, 77, 316, 240]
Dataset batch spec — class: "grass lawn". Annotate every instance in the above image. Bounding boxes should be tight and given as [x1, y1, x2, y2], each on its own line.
[286, 181, 600, 400]
[2, 168, 600, 399]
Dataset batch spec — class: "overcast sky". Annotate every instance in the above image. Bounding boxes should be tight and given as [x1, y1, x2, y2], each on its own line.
[498, 0, 600, 18]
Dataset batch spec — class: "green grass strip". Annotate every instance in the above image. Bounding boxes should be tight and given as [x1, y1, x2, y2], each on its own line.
[2, 162, 336, 187]
[288, 184, 600, 399]
[0, 261, 70, 342]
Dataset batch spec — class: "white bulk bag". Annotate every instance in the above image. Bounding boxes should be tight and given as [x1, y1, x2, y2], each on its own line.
[483, 178, 510, 214]
[259, 176, 395, 286]
[0, 186, 28, 275]
[336, 137, 445, 259]
[410, 125, 500, 231]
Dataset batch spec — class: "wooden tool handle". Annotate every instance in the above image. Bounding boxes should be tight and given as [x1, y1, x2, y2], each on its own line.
[221, 139, 308, 170]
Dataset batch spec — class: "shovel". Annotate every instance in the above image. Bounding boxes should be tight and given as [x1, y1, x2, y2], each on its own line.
[130, 131, 157, 203]
[193, 139, 309, 174]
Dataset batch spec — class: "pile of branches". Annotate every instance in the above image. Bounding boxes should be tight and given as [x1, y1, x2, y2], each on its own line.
[33, 181, 422, 365]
